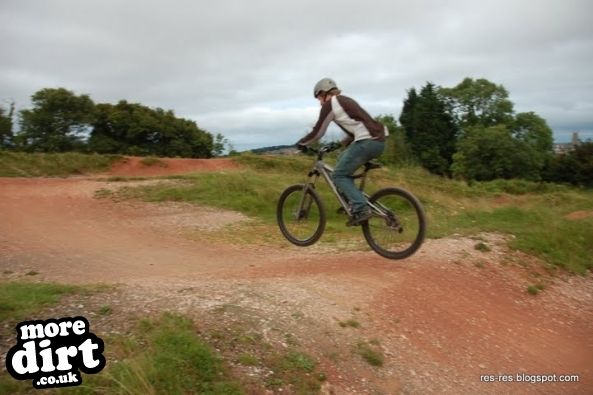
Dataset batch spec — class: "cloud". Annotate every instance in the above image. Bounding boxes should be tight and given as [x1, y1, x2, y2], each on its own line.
[1, 0, 592, 148]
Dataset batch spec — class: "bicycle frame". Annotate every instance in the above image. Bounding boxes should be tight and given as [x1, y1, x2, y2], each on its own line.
[305, 159, 352, 215]
[300, 148, 391, 220]
[280, 144, 426, 258]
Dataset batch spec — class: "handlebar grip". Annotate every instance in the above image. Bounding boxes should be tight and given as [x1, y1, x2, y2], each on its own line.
[296, 144, 309, 153]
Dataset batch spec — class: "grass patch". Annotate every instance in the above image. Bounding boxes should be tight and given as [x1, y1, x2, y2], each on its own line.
[356, 341, 384, 367]
[474, 242, 491, 252]
[265, 350, 321, 393]
[140, 156, 168, 167]
[0, 281, 107, 393]
[527, 283, 546, 295]
[0, 281, 82, 322]
[1, 302, 325, 394]
[98, 305, 113, 315]
[102, 176, 149, 182]
[206, 305, 325, 394]
[74, 312, 243, 394]
[111, 171, 291, 222]
[237, 353, 259, 366]
[339, 319, 361, 328]
[0, 151, 122, 177]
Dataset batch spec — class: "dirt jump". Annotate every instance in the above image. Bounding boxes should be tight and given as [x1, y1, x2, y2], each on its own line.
[1, 157, 592, 394]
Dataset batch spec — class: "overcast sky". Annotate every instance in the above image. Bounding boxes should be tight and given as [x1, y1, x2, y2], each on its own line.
[1, 0, 592, 151]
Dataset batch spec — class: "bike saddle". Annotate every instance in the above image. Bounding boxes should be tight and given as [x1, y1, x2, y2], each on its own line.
[364, 162, 382, 171]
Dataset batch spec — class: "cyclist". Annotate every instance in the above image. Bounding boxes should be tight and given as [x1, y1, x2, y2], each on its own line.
[296, 78, 389, 226]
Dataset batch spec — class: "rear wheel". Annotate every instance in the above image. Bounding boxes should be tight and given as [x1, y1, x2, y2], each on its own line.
[362, 188, 426, 259]
[277, 184, 326, 246]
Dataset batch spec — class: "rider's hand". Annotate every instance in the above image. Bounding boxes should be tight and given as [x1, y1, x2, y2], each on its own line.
[328, 141, 342, 151]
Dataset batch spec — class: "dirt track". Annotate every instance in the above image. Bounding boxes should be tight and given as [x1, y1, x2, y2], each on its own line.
[1, 158, 592, 394]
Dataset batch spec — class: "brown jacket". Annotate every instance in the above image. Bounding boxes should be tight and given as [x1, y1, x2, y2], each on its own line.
[298, 95, 387, 146]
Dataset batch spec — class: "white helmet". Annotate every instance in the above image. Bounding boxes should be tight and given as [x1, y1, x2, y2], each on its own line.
[313, 78, 338, 98]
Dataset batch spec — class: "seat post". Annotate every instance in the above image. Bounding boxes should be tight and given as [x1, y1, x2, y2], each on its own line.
[358, 162, 381, 191]
[358, 168, 368, 191]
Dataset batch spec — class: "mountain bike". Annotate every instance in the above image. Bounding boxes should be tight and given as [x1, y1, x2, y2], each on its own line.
[277, 144, 426, 259]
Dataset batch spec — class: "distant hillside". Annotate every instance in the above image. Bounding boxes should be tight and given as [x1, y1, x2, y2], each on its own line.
[249, 144, 296, 155]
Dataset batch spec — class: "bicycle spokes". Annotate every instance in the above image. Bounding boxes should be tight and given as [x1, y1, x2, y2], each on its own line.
[277, 185, 326, 246]
[363, 188, 426, 259]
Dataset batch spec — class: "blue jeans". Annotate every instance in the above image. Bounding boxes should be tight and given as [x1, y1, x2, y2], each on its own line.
[332, 139, 385, 214]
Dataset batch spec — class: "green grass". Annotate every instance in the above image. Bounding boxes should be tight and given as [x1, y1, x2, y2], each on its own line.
[1, 312, 246, 394]
[0, 150, 122, 177]
[98, 304, 113, 315]
[0, 281, 106, 394]
[237, 353, 259, 366]
[527, 283, 546, 295]
[474, 242, 491, 252]
[0, 281, 82, 322]
[109, 169, 306, 223]
[68, 312, 243, 395]
[356, 341, 384, 367]
[140, 156, 167, 167]
[339, 319, 361, 328]
[264, 350, 321, 393]
[0, 280, 322, 394]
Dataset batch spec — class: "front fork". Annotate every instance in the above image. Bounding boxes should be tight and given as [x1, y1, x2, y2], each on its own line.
[295, 171, 320, 220]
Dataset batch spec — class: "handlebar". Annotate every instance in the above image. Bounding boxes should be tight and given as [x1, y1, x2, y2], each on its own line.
[297, 142, 341, 158]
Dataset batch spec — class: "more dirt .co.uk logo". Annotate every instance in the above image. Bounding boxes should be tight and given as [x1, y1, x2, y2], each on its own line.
[5, 316, 105, 389]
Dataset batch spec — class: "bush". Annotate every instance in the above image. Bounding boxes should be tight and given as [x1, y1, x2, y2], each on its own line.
[544, 142, 593, 187]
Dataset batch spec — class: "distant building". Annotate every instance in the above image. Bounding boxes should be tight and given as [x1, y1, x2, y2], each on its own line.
[553, 132, 582, 154]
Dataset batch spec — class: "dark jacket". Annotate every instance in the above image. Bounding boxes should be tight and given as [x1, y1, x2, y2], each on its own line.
[298, 95, 387, 146]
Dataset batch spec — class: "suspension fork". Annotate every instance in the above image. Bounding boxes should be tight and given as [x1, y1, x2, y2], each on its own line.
[295, 168, 320, 219]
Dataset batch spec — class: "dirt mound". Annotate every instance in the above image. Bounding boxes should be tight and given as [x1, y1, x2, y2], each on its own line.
[108, 156, 240, 177]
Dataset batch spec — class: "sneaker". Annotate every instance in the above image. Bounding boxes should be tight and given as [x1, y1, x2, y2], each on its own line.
[346, 208, 372, 226]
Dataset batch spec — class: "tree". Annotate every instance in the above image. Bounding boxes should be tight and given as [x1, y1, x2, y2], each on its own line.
[17, 88, 95, 152]
[0, 101, 15, 148]
[511, 111, 553, 153]
[212, 133, 231, 157]
[452, 125, 542, 181]
[376, 114, 414, 166]
[88, 100, 213, 158]
[544, 142, 593, 187]
[399, 83, 458, 175]
[511, 111, 554, 176]
[439, 78, 514, 129]
[399, 88, 418, 139]
[435, 78, 557, 181]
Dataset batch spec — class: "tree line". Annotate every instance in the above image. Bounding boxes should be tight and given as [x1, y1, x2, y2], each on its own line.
[0, 88, 225, 158]
[1, 80, 591, 185]
[378, 77, 592, 187]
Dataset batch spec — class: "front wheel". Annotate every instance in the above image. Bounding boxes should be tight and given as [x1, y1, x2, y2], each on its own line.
[362, 188, 426, 259]
[277, 184, 326, 246]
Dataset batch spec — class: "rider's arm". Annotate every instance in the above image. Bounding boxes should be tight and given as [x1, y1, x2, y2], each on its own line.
[341, 135, 354, 146]
[296, 101, 334, 146]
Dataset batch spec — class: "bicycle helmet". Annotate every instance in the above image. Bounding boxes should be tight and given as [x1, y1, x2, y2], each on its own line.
[313, 78, 338, 98]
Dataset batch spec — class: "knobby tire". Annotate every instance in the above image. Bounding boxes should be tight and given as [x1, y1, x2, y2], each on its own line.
[362, 187, 426, 259]
[277, 184, 326, 246]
